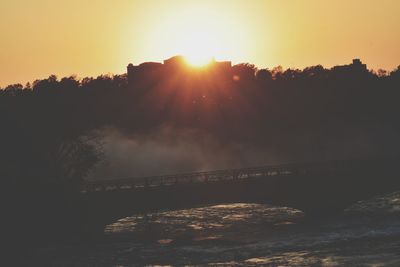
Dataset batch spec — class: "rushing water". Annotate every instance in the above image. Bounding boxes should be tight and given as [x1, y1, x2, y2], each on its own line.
[29, 192, 400, 266]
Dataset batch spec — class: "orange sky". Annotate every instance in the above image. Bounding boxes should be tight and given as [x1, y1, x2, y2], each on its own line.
[1, 0, 399, 86]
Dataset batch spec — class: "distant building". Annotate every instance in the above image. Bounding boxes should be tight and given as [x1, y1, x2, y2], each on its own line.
[332, 58, 368, 74]
[163, 55, 186, 66]
[127, 62, 163, 87]
[213, 60, 232, 71]
[352, 58, 367, 70]
[127, 56, 233, 88]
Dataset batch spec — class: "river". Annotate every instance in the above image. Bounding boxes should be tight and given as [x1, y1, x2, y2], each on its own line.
[26, 191, 400, 266]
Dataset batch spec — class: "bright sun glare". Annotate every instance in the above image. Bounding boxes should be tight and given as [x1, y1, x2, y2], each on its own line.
[180, 30, 217, 67]
[184, 53, 214, 67]
[174, 9, 223, 67]
[145, 6, 248, 67]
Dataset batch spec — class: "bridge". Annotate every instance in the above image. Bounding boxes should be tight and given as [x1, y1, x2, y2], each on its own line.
[78, 158, 400, 237]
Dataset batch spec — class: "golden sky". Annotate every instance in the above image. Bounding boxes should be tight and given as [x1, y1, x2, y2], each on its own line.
[1, 0, 399, 86]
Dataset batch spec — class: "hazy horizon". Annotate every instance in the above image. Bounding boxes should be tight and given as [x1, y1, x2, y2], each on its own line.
[1, 0, 399, 87]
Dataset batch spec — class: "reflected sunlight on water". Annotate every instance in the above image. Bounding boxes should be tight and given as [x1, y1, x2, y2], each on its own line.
[30, 192, 400, 266]
[105, 203, 304, 236]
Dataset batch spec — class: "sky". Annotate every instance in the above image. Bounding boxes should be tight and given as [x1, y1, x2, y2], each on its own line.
[1, 0, 399, 86]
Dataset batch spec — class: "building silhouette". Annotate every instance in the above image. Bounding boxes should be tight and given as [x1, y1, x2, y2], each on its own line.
[332, 58, 368, 75]
[127, 56, 233, 88]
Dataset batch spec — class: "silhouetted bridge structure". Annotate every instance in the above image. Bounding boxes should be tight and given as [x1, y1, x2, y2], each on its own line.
[78, 159, 400, 236]
[82, 164, 297, 193]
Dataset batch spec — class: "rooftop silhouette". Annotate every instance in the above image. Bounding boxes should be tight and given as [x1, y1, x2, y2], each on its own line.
[127, 55, 233, 88]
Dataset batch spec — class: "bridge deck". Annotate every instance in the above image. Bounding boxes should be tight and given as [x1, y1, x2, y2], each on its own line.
[82, 160, 363, 193]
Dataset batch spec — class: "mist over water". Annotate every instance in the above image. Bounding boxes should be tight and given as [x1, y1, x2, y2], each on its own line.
[87, 126, 277, 180]
[87, 123, 400, 180]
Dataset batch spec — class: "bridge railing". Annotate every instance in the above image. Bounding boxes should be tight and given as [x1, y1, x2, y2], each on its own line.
[82, 163, 297, 193]
[81, 159, 376, 193]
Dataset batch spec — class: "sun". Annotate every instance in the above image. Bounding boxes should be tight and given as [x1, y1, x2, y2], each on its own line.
[176, 15, 221, 67]
[143, 5, 248, 67]
[180, 31, 216, 67]
[184, 54, 214, 67]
